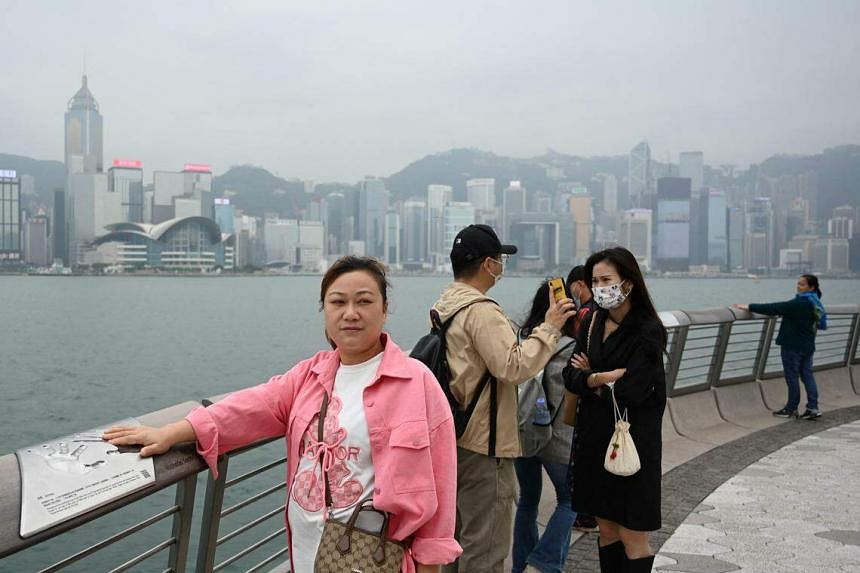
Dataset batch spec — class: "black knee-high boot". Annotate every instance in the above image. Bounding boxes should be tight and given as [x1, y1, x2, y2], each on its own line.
[623, 554, 655, 572]
[597, 540, 625, 573]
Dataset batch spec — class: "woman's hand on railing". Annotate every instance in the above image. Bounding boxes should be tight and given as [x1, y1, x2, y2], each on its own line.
[732, 304, 750, 312]
[102, 420, 196, 458]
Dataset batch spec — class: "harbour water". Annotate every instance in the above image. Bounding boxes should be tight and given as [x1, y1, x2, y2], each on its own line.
[2, 274, 859, 571]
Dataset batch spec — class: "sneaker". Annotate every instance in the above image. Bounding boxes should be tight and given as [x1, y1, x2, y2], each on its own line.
[772, 408, 798, 418]
[573, 514, 599, 532]
[800, 409, 822, 420]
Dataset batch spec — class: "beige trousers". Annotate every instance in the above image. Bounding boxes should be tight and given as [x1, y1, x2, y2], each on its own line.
[443, 447, 516, 573]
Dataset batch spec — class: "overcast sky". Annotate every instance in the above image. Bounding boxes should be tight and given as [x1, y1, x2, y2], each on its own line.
[1, 0, 858, 182]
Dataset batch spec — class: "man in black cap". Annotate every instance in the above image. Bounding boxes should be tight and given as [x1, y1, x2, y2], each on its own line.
[433, 224, 576, 572]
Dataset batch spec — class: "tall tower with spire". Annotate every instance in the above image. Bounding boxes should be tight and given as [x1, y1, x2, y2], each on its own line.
[64, 75, 103, 173]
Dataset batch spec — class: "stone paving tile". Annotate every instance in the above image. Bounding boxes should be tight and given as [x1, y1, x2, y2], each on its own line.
[656, 552, 741, 572]
[816, 529, 860, 546]
[654, 419, 860, 573]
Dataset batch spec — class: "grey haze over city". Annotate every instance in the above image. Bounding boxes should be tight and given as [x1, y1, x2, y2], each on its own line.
[2, 0, 859, 182]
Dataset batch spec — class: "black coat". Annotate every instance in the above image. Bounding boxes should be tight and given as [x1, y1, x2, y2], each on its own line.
[563, 307, 666, 531]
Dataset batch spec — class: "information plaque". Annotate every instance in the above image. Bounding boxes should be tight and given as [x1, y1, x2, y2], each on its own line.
[16, 418, 156, 538]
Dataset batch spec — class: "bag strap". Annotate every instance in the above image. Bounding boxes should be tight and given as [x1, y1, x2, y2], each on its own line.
[609, 384, 627, 424]
[437, 299, 500, 456]
[586, 313, 597, 356]
[318, 392, 333, 511]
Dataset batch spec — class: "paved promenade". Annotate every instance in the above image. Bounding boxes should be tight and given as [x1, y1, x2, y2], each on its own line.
[654, 420, 860, 572]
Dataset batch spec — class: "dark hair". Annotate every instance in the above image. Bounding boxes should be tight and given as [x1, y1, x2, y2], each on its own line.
[566, 265, 591, 293]
[585, 247, 667, 348]
[519, 280, 575, 338]
[801, 274, 822, 298]
[319, 256, 391, 309]
[452, 253, 499, 279]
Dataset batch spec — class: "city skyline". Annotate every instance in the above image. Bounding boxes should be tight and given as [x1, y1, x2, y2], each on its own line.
[1, 1, 858, 182]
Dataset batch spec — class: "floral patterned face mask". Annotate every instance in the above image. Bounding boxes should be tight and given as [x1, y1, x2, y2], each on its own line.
[593, 281, 630, 310]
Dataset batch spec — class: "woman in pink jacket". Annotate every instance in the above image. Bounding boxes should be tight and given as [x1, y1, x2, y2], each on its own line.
[104, 256, 462, 573]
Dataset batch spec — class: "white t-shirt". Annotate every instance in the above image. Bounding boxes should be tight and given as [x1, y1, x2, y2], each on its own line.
[287, 352, 382, 573]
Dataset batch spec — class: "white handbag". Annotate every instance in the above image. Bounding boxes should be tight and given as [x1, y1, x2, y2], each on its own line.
[604, 384, 641, 476]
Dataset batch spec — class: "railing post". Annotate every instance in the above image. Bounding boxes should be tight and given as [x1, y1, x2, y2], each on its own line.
[196, 455, 230, 573]
[167, 474, 198, 573]
[753, 317, 777, 380]
[709, 321, 733, 387]
[665, 325, 687, 395]
[845, 312, 860, 366]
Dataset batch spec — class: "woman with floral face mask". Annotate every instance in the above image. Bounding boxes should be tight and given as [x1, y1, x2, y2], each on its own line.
[562, 247, 667, 573]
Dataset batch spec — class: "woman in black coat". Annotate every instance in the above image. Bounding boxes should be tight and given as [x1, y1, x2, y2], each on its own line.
[563, 247, 667, 573]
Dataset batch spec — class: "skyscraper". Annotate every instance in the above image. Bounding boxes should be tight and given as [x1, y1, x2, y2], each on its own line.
[358, 177, 388, 259]
[568, 189, 592, 263]
[679, 152, 704, 196]
[214, 198, 235, 234]
[401, 199, 427, 267]
[53, 188, 68, 266]
[65, 75, 103, 174]
[24, 213, 51, 266]
[628, 141, 651, 208]
[323, 192, 348, 255]
[619, 209, 653, 271]
[705, 190, 728, 267]
[602, 174, 618, 215]
[426, 184, 453, 263]
[727, 206, 745, 271]
[0, 170, 22, 263]
[501, 181, 526, 241]
[443, 202, 476, 250]
[384, 211, 400, 266]
[466, 178, 495, 212]
[655, 177, 692, 271]
[108, 159, 144, 222]
[745, 197, 774, 271]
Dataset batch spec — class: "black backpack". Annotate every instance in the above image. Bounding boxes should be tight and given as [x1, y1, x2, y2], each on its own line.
[410, 300, 500, 456]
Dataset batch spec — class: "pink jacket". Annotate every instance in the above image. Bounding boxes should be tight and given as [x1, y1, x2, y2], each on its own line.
[186, 334, 462, 571]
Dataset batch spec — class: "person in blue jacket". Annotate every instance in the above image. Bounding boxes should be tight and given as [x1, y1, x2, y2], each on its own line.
[734, 274, 828, 420]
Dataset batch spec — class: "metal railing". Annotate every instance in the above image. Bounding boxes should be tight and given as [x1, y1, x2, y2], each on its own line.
[1, 304, 858, 571]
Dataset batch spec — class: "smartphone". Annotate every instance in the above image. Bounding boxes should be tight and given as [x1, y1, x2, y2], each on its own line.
[548, 277, 566, 303]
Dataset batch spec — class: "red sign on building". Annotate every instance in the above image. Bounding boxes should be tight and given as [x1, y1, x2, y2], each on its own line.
[112, 159, 143, 169]
[183, 163, 212, 173]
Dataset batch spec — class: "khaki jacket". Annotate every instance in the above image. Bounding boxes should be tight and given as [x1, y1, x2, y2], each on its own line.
[432, 282, 561, 457]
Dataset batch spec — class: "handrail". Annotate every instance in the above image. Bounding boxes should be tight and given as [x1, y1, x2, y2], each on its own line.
[1, 303, 858, 571]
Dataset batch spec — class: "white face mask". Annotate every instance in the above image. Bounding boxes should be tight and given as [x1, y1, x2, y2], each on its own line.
[487, 256, 506, 284]
[593, 281, 629, 310]
[570, 284, 582, 308]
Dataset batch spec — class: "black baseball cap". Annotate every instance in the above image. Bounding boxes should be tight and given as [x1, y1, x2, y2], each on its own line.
[450, 224, 517, 266]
